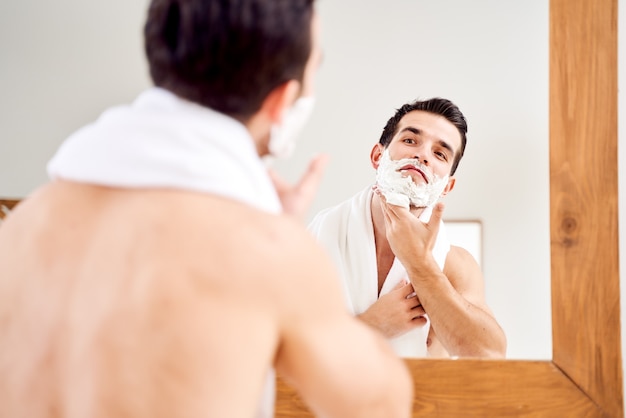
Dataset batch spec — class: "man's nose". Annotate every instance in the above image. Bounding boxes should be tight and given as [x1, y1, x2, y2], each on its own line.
[413, 154, 428, 165]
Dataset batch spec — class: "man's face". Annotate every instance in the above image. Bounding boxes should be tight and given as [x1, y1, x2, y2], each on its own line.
[371, 110, 461, 207]
[372, 110, 461, 195]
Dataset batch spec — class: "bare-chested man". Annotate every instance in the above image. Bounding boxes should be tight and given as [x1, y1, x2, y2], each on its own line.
[0, 1, 413, 417]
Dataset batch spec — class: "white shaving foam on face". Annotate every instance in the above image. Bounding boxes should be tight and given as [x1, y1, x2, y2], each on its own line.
[375, 148, 449, 209]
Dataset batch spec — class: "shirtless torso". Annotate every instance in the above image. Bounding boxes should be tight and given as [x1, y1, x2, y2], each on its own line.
[0, 181, 412, 418]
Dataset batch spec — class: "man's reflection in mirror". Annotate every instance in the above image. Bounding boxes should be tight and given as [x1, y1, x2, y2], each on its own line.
[309, 98, 507, 358]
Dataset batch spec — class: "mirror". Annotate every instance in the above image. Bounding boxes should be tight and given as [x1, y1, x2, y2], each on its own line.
[0, 0, 550, 360]
[273, 0, 551, 360]
[277, 0, 623, 416]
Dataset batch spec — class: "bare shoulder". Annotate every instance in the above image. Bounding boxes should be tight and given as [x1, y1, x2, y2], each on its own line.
[445, 245, 478, 265]
[443, 245, 485, 298]
[7, 183, 347, 321]
[173, 192, 346, 307]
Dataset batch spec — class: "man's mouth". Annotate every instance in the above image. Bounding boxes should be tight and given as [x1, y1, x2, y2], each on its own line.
[399, 164, 429, 184]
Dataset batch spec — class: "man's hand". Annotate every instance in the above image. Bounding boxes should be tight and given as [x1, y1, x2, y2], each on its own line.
[268, 154, 329, 221]
[376, 188, 444, 269]
[358, 280, 426, 338]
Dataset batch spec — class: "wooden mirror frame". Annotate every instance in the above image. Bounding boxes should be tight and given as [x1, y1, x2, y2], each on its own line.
[276, 0, 623, 416]
[0, 199, 20, 221]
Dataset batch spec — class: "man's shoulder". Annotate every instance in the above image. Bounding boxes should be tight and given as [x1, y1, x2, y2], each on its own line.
[155, 191, 335, 288]
[446, 245, 476, 264]
[174, 192, 313, 242]
[444, 244, 483, 289]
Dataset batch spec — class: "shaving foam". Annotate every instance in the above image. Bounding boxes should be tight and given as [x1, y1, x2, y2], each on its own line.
[375, 148, 449, 209]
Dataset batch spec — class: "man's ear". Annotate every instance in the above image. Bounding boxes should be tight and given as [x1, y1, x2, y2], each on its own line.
[370, 143, 384, 169]
[440, 177, 456, 197]
[258, 80, 300, 124]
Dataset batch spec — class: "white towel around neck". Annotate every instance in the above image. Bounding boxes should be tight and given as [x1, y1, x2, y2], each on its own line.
[48, 87, 282, 214]
[47, 87, 279, 418]
[309, 186, 450, 357]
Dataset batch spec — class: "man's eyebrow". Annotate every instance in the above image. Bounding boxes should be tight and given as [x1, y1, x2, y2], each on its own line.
[399, 126, 421, 136]
[437, 139, 455, 155]
[399, 126, 456, 155]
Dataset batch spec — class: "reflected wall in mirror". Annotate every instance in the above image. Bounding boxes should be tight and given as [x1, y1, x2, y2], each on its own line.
[274, 0, 550, 359]
[446, 220, 483, 267]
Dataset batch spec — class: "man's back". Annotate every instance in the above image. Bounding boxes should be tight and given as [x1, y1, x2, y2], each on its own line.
[0, 181, 412, 417]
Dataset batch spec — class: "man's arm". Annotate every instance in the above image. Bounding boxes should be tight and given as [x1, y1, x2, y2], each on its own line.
[379, 199, 506, 358]
[423, 244, 506, 358]
[272, 220, 413, 417]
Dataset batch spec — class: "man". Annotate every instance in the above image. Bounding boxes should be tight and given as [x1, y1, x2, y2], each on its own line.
[310, 98, 507, 358]
[0, 1, 413, 417]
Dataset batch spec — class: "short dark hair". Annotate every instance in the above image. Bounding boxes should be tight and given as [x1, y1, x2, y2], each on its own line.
[378, 98, 468, 176]
[144, 0, 315, 121]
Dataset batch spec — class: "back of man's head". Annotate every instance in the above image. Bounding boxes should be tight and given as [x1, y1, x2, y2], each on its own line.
[144, 0, 314, 122]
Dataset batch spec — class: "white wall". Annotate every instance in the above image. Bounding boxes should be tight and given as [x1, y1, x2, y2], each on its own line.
[0, 0, 151, 194]
[0, 2, 551, 359]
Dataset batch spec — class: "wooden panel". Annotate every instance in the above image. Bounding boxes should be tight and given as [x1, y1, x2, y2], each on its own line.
[549, 0, 622, 415]
[0, 199, 21, 221]
[276, 0, 623, 416]
[277, 360, 600, 417]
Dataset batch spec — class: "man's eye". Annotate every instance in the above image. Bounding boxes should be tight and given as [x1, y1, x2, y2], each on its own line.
[435, 151, 447, 160]
[403, 138, 415, 144]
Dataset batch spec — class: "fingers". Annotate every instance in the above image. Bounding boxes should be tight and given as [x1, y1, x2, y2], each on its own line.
[374, 188, 408, 228]
[288, 154, 328, 219]
[267, 154, 329, 196]
[393, 280, 421, 309]
[410, 303, 424, 312]
[393, 280, 420, 301]
[391, 278, 410, 291]
[428, 202, 445, 228]
[410, 316, 428, 327]
[410, 304, 426, 322]
[295, 153, 329, 197]
[267, 167, 288, 191]
[267, 154, 329, 220]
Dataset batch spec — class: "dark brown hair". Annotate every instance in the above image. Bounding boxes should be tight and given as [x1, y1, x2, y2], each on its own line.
[144, 0, 315, 121]
[379, 98, 468, 175]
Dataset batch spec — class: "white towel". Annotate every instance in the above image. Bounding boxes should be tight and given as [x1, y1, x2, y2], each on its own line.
[48, 87, 282, 214]
[309, 186, 450, 357]
[47, 87, 278, 418]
